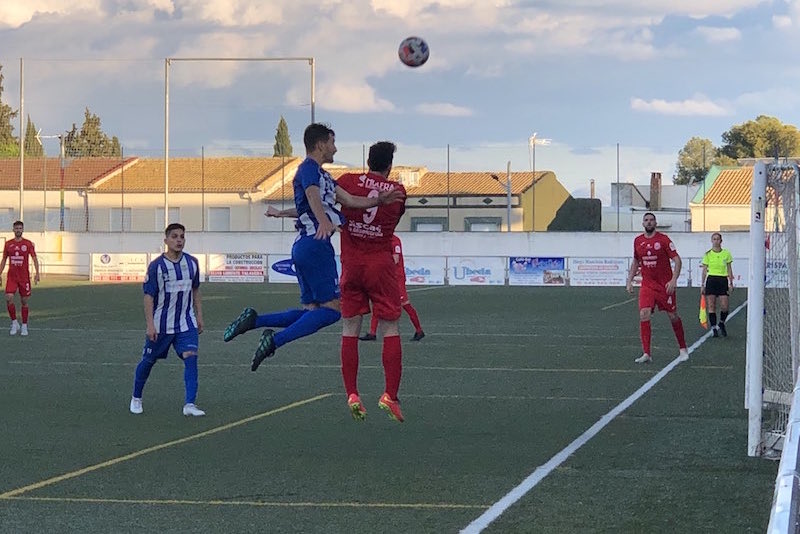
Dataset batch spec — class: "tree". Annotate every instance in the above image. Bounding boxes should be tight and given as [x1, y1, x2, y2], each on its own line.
[23, 115, 43, 157]
[719, 115, 800, 160]
[674, 137, 717, 185]
[273, 116, 292, 157]
[64, 107, 121, 157]
[0, 64, 19, 157]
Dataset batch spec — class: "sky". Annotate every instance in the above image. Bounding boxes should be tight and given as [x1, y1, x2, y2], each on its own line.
[0, 0, 799, 204]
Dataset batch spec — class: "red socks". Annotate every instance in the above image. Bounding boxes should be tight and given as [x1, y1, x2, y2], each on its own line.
[640, 321, 651, 355]
[382, 335, 402, 399]
[7, 302, 16, 321]
[403, 303, 422, 333]
[21, 305, 29, 324]
[340, 336, 359, 396]
[671, 317, 687, 350]
[369, 313, 378, 336]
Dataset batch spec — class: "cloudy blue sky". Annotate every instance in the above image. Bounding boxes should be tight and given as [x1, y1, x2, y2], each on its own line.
[0, 0, 798, 202]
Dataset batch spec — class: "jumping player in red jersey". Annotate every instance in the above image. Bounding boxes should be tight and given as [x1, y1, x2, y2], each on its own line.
[337, 141, 407, 422]
[0, 221, 40, 336]
[625, 212, 688, 364]
[359, 234, 425, 342]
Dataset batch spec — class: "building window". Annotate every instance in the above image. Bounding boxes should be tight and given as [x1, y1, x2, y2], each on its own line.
[208, 207, 230, 231]
[411, 217, 447, 232]
[155, 207, 181, 231]
[46, 207, 70, 231]
[464, 217, 501, 232]
[110, 207, 132, 232]
[0, 207, 15, 228]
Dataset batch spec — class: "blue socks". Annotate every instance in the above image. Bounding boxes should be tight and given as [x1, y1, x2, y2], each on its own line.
[133, 357, 156, 398]
[274, 307, 341, 348]
[255, 308, 308, 328]
[183, 355, 198, 404]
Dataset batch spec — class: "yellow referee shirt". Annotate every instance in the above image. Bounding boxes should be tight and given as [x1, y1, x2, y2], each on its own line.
[701, 248, 733, 277]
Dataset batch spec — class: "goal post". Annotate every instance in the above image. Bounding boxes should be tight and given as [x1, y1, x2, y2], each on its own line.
[747, 161, 800, 457]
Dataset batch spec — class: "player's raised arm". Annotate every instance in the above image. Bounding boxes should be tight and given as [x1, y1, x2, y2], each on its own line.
[335, 186, 405, 209]
[266, 205, 298, 218]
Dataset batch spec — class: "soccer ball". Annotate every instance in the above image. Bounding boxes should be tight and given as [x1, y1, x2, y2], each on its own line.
[398, 36, 429, 68]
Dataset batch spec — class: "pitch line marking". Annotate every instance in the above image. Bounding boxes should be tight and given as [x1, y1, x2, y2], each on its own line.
[0, 393, 333, 499]
[7, 360, 655, 375]
[460, 302, 747, 534]
[4, 495, 487, 510]
[601, 297, 636, 310]
[406, 394, 622, 402]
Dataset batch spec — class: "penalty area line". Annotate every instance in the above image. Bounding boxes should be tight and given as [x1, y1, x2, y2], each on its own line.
[4, 495, 488, 510]
[0, 393, 333, 500]
[460, 301, 747, 534]
[601, 297, 636, 311]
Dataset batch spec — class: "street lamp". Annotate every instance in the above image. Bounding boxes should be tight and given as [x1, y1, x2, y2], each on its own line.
[528, 133, 551, 232]
[491, 161, 512, 232]
[35, 130, 68, 232]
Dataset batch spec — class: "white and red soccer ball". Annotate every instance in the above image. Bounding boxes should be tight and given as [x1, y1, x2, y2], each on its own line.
[398, 36, 429, 68]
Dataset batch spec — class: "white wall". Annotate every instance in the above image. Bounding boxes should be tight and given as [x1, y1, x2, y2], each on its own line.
[26, 229, 751, 268]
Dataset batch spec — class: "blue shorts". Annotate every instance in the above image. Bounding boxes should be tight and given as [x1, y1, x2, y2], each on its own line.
[142, 329, 199, 360]
[292, 235, 340, 305]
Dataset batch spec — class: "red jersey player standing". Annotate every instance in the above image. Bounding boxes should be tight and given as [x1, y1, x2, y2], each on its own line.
[337, 141, 407, 422]
[625, 212, 688, 364]
[0, 220, 40, 336]
[359, 234, 424, 342]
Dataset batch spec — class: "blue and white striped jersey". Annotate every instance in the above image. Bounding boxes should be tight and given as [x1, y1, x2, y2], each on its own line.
[143, 252, 200, 334]
[293, 157, 344, 238]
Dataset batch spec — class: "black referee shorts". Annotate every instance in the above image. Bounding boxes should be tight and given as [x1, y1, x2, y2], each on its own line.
[704, 275, 729, 296]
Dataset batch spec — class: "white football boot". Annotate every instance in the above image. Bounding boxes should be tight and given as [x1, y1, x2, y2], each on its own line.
[182, 403, 205, 417]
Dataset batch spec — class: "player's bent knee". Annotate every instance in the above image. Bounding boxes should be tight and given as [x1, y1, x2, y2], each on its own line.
[181, 352, 198, 360]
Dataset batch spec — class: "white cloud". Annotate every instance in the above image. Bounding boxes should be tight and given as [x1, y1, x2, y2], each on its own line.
[695, 26, 741, 43]
[179, 0, 282, 26]
[414, 102, 473, 117]
[773, 15, 793, 29]
[631, 95, 730, 116]
[0, 1, 101, 27]
[318, 81, 395, 113]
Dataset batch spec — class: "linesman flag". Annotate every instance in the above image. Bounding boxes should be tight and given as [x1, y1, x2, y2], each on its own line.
[699, 295, 708, 329]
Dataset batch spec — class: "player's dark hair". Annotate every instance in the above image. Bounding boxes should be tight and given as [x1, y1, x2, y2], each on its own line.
[712, 232, 722, 240]
[165, 223, 185, 236]
[303, 123, 335, 153]
[643, 212, 656, 220]
[12, 220, 23, 227]
[367, 142, 396, 174]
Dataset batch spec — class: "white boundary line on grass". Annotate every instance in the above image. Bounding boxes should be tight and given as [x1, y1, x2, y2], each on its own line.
[460, 301, 747, 534]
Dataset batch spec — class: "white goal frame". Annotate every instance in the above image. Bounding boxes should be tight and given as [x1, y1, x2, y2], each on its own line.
[747, 160, 800, 457]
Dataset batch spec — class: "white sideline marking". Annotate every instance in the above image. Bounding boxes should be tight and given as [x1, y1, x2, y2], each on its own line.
[460, 302, 747, 534]
[601, 297, 636, 311]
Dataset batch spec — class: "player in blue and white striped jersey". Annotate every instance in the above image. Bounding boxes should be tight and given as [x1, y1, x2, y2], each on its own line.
[130, 223, 206, 417]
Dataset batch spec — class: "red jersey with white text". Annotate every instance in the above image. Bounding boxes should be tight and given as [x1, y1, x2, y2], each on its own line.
[3, 238, 36, 280]
[633, 232, 678, 291]
[337, 172, 406, 262]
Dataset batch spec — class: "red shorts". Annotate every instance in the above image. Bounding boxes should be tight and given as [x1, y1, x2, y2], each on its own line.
[5, 275, 32, 297]
[340, 258, 401, 321]
[639, 285, 677, 313]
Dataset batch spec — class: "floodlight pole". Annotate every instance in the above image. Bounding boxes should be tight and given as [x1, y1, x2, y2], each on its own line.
[491, 162, 513, 232]
[163, 56, 316, 229]
[18, 58, 24, 221]
[528, 133, 551, 232]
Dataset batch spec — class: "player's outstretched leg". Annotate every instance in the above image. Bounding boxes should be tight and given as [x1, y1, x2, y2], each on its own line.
[251, 329, 276, 371]
[224, 307, 257, 342]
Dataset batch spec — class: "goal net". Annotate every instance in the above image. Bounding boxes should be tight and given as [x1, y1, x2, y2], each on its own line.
[748, 161, 800, 457]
